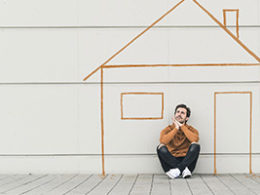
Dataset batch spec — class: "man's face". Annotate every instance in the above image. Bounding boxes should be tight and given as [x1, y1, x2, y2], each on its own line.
[174, 107, 188, 124]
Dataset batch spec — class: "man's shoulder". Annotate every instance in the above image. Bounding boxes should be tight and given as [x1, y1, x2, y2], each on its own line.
[185, 124, 193, 128]
[185, 124, 199, 132]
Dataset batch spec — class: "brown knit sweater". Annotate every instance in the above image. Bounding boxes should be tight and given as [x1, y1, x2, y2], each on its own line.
[159, 123, 199, 157]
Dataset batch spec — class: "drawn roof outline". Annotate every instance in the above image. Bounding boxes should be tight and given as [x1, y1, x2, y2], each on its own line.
[83, 0, 260, 81]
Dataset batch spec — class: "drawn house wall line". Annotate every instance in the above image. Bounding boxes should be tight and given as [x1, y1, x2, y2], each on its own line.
[82, 0, 260, 175]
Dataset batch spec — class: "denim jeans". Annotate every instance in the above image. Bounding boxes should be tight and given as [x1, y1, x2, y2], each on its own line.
[156, 143, 200, 173]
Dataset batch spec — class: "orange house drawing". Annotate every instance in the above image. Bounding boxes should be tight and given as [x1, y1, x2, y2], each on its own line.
[83, 0, 260, 175]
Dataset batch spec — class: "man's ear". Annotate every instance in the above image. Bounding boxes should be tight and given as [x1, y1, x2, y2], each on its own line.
[185, 117, 189, 122]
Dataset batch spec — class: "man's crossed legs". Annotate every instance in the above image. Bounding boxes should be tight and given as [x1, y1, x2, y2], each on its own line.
[156, 143, 200, 179]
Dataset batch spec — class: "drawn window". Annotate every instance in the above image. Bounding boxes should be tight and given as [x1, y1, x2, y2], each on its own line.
[121, 92, 164, 120]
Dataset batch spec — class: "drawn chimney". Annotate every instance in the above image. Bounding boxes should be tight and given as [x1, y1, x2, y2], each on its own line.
[223, 9, 239, 39]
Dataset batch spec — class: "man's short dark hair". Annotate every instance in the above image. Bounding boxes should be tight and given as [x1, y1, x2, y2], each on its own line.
[174, 104, 191, 118]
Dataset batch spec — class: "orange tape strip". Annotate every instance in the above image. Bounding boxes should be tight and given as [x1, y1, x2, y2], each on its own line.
[224, 9, 239, 12]
[101, 67, 105, 176]
[236, 10, 239, 39]
[249, 92, 252, 174]
[103, 63, 260, 69]
[223, 10, 227, 27]
[83, 66, 101, 81]
[121, 92, 164, 95]
[214, 92, 217, 175]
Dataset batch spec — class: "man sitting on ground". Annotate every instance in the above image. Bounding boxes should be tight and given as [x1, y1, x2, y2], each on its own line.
[157, 104, 200, 179]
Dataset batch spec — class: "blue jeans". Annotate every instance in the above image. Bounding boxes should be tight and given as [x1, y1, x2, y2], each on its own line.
[156, 143, 200, 173]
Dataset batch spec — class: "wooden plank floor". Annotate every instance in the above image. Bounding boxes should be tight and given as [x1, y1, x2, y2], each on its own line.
[0, 174, 259, 195]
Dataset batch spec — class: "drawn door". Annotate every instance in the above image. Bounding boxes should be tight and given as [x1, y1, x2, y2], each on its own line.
[215, 92, 251, 173]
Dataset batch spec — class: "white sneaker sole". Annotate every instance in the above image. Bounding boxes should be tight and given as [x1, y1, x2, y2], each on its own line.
[183, 174, 191, 179]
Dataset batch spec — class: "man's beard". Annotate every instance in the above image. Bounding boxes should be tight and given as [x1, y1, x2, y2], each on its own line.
[179, 120, 185, 124]
[176, 117, 185, 124]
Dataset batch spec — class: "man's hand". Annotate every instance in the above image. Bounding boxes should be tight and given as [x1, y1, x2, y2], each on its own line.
[172, 116, 182, 129]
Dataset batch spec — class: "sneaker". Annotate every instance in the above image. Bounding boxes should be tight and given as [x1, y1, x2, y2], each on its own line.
[166, 168, 181, 179]
[182, 167, 192, 178]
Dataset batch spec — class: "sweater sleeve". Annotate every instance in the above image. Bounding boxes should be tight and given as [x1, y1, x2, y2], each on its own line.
[180, 125, 199, 143]
[159, 125, 179, 145]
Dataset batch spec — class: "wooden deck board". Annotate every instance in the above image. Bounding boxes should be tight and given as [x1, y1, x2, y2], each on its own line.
[66, 174, 105, 195]
[186, 174, 214, 194]
[0, 174, 44, 193]
[200, 174, 234, 195]
[7, 175, 55, 195]
[0, 175, 27, 187]
[171, 177, 192, 195]
[0, 174, 259, 194]
[25, 174, 77, 195]
[129, 174, 153, 195]
[216, 174, 254, 195]
[87, 174, 122, 195]
[109, 174, 137, 195]
[231, 174, 260, 194]
[150, 174, 171, 195]
[46, 175, 90, 195]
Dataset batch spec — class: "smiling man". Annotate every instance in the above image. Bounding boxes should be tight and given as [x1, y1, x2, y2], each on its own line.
[157, 104, 200, 179]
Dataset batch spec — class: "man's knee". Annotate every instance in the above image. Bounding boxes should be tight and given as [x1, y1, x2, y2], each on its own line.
[157, 144, 168, 154]
[189, 142, 200, 152]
